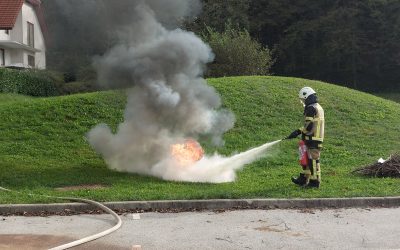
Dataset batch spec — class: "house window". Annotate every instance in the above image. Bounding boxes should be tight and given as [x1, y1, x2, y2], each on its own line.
[0, 49, 5, 66]
[28, 55, 35, 67]
[27, 22, 34, 47]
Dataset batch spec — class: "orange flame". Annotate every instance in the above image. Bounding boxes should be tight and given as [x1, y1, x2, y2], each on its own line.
[171, 139, 204, 166]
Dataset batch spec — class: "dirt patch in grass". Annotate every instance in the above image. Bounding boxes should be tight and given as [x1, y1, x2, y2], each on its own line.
[54, 184, 108, 191]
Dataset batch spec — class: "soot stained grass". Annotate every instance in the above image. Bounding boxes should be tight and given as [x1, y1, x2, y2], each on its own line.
[0, 76, 400, 203]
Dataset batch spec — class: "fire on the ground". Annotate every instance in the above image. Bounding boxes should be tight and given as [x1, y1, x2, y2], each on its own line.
[171, 139, 204, 166]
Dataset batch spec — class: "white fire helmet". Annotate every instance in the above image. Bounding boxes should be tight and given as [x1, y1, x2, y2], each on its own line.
[298, 87, 316, 100]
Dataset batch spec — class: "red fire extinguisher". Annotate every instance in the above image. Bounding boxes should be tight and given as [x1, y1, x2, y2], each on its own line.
[298, 140, 309, 167]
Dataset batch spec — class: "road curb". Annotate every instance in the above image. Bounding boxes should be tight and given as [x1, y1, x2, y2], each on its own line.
[1, 197, 400, 215]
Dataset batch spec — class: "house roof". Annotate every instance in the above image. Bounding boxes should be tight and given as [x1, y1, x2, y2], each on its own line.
[0, 0, 24, 30]
[0, 0, 47, 42]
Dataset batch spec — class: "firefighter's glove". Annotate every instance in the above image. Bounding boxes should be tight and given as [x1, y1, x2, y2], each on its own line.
[286, 129, 301, 140]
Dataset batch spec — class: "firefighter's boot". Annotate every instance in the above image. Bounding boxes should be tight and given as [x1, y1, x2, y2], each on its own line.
[291, 173, 307, 186]
[305, 179, 320, 188]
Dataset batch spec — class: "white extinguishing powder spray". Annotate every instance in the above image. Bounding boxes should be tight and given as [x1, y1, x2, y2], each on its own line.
[152, 140, 282, 183]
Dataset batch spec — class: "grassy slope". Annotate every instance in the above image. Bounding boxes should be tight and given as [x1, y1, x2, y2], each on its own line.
[0, 93, 33, 104]
[376, 93, 400, 103]
[1, 76, 400, 203]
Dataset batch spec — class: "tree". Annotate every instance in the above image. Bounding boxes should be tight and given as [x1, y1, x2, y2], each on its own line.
[203, 25, 273, 77]
[188, 0, 251, 33]
[249, 0, 400, 91]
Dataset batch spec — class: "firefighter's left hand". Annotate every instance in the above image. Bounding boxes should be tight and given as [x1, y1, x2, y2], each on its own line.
[285, 129, 301, 140]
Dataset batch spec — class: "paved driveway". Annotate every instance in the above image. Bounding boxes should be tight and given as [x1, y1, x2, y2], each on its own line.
[1, 207, 400, 249]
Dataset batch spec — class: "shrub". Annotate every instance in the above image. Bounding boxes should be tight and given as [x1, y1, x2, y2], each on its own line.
[58, 81, 99, 95]
[0, 68, 61, 96]
[56, 65, 99, 95]
[77, 65, 97, 83]
[203, 24, 274, 77]
[63, 71, 77, 83]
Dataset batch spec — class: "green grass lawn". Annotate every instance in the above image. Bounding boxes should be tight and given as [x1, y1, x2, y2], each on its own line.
[0, 93, 33, 104]
[376, 92, 400, 103]
[1, 76, 400, 204]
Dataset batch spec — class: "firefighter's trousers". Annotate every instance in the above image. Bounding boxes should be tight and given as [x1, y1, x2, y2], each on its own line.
[303, 147, 321, 183]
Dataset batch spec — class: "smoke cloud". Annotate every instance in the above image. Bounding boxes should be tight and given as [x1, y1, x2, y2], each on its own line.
[55, 0, 279, 182]
[65, 0, 236, 182]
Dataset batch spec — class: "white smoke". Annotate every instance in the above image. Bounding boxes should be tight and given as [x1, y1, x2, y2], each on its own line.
[82, 0, 279, 183]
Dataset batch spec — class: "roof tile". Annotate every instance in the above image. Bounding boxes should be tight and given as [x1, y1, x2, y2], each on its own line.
[0, 0, 24, 30]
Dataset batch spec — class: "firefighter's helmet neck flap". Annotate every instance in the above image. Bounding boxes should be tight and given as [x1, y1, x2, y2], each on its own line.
[299, 86, 317, 107]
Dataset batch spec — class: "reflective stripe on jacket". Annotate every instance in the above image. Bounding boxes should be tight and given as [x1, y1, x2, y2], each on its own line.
[301, 103, 324, 142]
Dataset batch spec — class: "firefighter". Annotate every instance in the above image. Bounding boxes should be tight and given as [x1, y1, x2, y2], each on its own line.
[286, 87, 325, 188]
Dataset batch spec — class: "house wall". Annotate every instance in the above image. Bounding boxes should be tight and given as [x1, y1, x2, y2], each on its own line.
[0, 2, 46, 69]
[0, 31, 11, 66]
[0, 30, 11, 40]
[1, 13, 22, 67]
[0, 48, 11, 66]
[10, 49, 23, 65]
[1, 13, 23, 68]
[10, 11, 23, 43]
[21, 2, 46, 69]
[4, 49, 12, 65]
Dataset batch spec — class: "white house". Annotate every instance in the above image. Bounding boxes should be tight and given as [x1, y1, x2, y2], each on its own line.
[0, 0, 47, 69]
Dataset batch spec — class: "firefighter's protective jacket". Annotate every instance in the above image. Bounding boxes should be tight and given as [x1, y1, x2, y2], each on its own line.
[300, 95, 324, 146]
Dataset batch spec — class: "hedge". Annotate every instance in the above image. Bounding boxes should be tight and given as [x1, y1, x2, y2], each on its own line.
[0, 68, 61, 97]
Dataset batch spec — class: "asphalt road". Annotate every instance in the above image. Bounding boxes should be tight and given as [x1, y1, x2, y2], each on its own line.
[1, 207, 400, 250]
